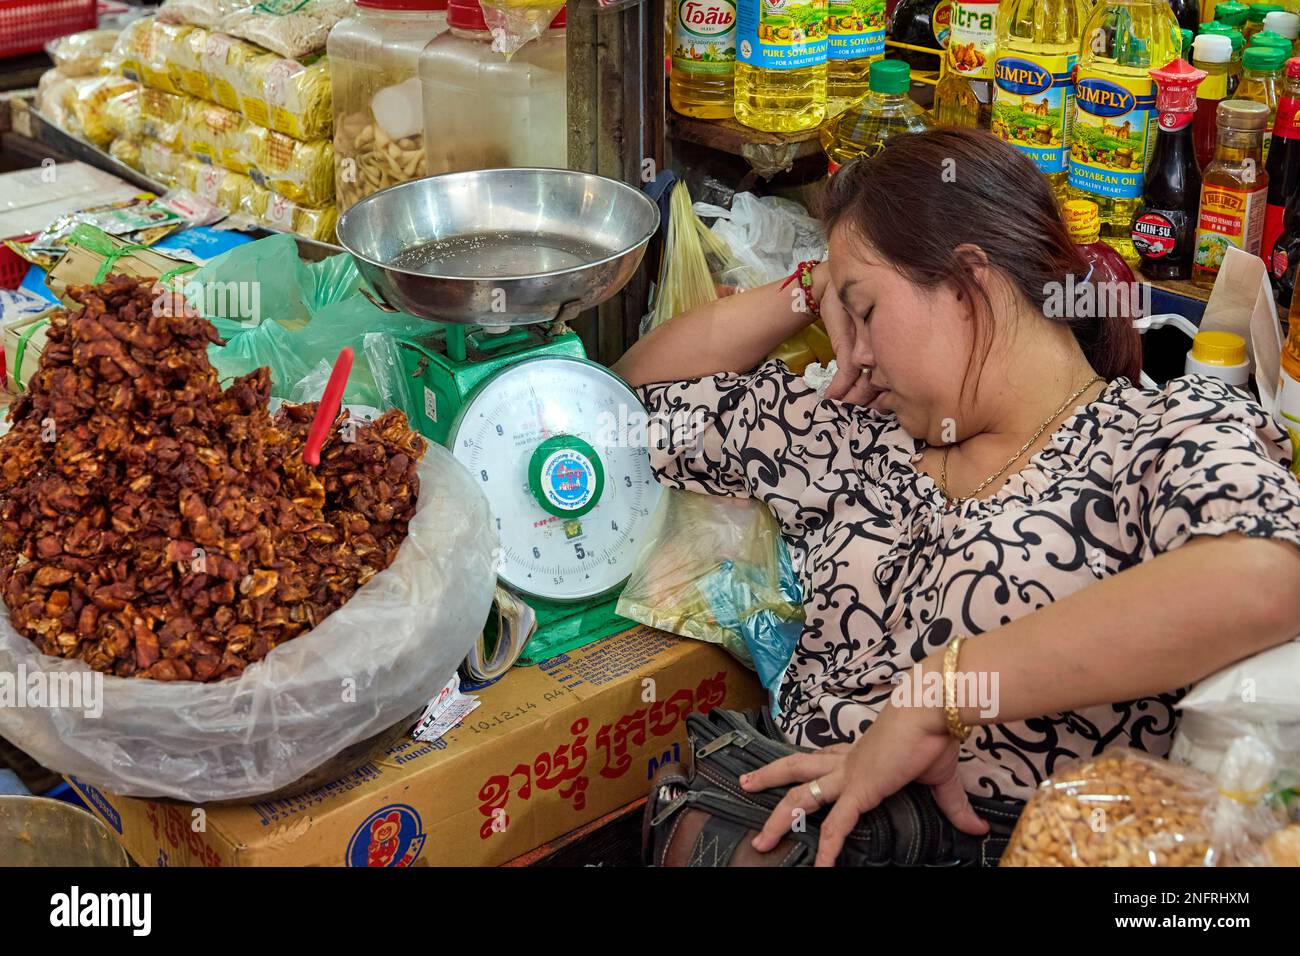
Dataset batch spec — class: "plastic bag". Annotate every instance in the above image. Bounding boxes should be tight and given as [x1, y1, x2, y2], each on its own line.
[244, 125, 334, 206]
[70, 74, 140, 147]
[218, 0, 351, 59]
[157, 0, 243, 28]
[692, 192, 827, 285]
[618, 492, 803, 669]
[1171, 639, 1300, 793]
[45, 29, 122, 77]
[478, 0, 566, 58]
[1001, 745, 1287, 867]
[0, 444, 497, 802]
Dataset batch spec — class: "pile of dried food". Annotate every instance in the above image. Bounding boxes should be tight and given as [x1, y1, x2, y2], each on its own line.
[0, 275, 425, 682]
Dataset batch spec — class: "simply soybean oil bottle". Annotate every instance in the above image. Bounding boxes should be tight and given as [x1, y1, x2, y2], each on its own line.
[735, 0, 830, 131]
[992, 0, 1088, 198]
[1066, 0, 1181, 265]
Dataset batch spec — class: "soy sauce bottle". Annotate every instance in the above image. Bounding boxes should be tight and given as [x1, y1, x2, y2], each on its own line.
[1166, 0, 1199, 35]
[1134, 58, 1206, 279]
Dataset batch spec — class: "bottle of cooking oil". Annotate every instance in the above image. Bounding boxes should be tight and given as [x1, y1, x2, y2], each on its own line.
[992, 0, 1087, 198]
[734, 0, 830, 131]
[825, 0, 887, 117]
[933, 0, 999, 127]
[1066, 0, 1181, 266]
[1237, 44, 1285, 161]
[670, 0, 739, 119]
[821, 58, 934, 171]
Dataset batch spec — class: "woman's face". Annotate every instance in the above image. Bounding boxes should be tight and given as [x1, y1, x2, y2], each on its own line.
[826, 225, 977, 444]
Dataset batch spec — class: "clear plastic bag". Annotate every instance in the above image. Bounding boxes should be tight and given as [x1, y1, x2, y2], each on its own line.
[218, 0, 352, 59]
[45, 29, 122, 77]
[1001, 744, 1288, 867]
[478, 0, 566, 57]
[0, 444, 497, 802]
[617, 491, 803, 672]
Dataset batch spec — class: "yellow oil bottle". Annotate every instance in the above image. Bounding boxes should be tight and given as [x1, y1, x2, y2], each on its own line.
[734, 0, 830, 131]
[933, 0, 1000, 127]
[1066, 0, 1181, 266]
[825, 0, 887, 117]
[670, 0, 739, 119]
[992, 0, 1088, 199]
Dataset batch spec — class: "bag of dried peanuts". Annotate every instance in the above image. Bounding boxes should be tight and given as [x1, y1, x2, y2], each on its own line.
[1002, 741, 1289, 867]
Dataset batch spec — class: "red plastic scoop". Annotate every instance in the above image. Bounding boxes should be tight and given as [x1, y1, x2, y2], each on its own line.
[303, 347, 354, 467]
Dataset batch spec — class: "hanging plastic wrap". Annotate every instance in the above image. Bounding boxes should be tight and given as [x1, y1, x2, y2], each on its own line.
[478, 0, 568, 57]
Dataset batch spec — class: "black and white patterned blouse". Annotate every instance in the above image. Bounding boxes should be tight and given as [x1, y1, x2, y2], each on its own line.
[639, 361, 1300, 801]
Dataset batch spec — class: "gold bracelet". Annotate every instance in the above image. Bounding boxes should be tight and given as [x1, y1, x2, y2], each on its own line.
[943, 635, 973, 742]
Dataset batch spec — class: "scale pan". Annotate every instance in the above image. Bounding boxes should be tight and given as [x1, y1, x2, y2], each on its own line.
[337, 167, 660, 326]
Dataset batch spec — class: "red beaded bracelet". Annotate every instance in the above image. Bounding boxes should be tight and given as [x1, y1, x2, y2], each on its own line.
[779, 259, 822, 317]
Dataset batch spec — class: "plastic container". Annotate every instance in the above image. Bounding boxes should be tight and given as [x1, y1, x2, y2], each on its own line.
[1064, 199, 1139, 320]
[419, 0, 567, 174]
[1202, 21, 1246, 94]
[1237, 45, 1285, 161]
[669, 0, 738, 119]
[1185, 329, 1250, 385]
[330, 0, 449, 213]
[826, 0, 887, 117]
[1167, 0, 1199, 33]
[1264, 12, 1300, 49]
[1193, 34, 1234, 170]
[1212, 2, 1250, 30]
[991, 0, 1087, 199]
[821, 58, 933, 172]
[933, 0, 998, 128]
[733, 0, 829, 132]
[0, 0, 96, 60]
[1066, 0, 1181, 265]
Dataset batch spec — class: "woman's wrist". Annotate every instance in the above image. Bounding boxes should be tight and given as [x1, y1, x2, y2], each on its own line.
[811, 259, 832, 306]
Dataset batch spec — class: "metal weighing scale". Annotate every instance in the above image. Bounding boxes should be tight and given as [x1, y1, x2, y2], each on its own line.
[337, 168, 664, 605]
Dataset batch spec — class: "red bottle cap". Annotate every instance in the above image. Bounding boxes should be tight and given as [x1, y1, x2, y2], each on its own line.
[1287, 56, 1300, 78]
[447, 0, 564, 31]
[357, 0, 448, 9]
[1150, 58, 1208, 121]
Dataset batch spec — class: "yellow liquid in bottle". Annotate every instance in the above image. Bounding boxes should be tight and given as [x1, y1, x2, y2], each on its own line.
[933, 0, 999, 127]
[993, 0, 1087, 200]
[670, 0, 739, 119]
[734, 0, 829, 131]
[1066, 0, 1180, 267]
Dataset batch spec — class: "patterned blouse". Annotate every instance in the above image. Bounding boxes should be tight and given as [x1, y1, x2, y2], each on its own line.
[639, 361, 1300, 801]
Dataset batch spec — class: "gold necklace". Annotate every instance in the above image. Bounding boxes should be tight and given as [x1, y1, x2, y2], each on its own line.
[939, 375, 1104, 505]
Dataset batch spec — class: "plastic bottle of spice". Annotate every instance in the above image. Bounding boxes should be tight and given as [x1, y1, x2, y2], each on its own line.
[329, 0, 449, 213]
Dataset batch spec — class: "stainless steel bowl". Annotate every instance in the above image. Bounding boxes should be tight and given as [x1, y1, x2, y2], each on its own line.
[336, 168, 661, 326]
[0, 796, 129, 866]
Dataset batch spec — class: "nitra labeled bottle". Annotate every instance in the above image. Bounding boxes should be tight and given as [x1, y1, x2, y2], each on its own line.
[735, 0, 829, 131]
[1067, 0, 1182, 266]
[992, 0, 1087, 198]
[933, 0, 999, 127]
[1132, 58, 1205, 280]
[825, 0, 887, 117]
[1193, 98, 1270, 289]
[670, 0, 738, 119]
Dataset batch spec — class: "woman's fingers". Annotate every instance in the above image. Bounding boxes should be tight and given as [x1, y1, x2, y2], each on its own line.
[752, 770, 843, 853]
[813, 788, 870, 867]
[824, 361, 864, 401]
[840, 371, 880, 406]
[740, 750, 844, 792]
[930, 775, 991, 837]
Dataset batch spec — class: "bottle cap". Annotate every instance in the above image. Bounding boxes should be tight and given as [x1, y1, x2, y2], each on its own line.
[1190, 330, 1248, 366]
[1248, 4, 1284, 24]
[1252, 29, 1292, 50]
[1199, 21, 1231, 34]
[1181, 28, 1194, 57]
[1217, 97, 1270, 129]
[1230, 28, 1245, 52]
[1287, 55, 1300, 77]
[870, 59, 911, 94]
[1150, 57, 1209, 113]
[1214, 2, 1250, 26]
[1193, 33, 1233, 63]
[1244, 45, 1287, 70]
[1264, 10, 1300, 39]
[1062, 200, 1101, 245]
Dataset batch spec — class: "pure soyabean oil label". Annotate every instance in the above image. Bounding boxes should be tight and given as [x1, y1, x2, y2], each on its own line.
[827, 0, 885, 60]
[674, 0, 738, 73]
[737, 0, 829, 70]
[992, 53, 1076, 174]
[1068, 71, 1159, 199]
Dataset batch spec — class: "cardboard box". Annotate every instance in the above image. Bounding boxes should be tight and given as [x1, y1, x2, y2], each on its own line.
[68, 626, 764, 867]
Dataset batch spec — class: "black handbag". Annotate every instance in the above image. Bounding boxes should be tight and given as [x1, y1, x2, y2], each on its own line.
[643, 707, 1023, 867]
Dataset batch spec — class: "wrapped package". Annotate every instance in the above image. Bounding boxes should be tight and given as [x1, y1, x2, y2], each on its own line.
[192, 29, 262, 110]
[108, 136, 142, 172]
[1001, 744, 1288, 867]
[217, 0, 351, 59]
[245, 189, 338, 242]
[70, 74, 140, 147]
[35, 71, 80, 133]
[157, 0, 243, 28]
[139, 87, 187, 150]
[239, 53, 332, 142]
[46, 29, 122, 78]
[139, 138, 186, 187]
[103, 84, 142, 141]
[114, 17, 184, 95]
[177, 158, 256, 211]
[184, 98, 254, 174]
[245, 125, 334, 206]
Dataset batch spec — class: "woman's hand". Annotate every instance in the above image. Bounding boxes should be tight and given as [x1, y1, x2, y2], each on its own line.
[739, 699, 989, 866]
[816, 266, 880, 406]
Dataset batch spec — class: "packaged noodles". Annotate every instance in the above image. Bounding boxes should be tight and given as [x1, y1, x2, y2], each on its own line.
[192, 29, 262, 110]
[174, 159, 337, 241]
[113, 18, 185, 95]
[217, 0, 351, 59]
[70, 74, 140, 147]
[108, 136, 142, 171]
[46, 29, 122, 78]
[139, 87, 188, 150]
[140, 139, 186, 187]
[104, 84, 142, 141]
[240, 53, 332, 142]
[184, 98, 253, 174]
[244, 125, 333, 206]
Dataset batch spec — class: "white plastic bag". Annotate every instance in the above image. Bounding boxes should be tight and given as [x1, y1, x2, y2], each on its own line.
[0, 445, 498, 803]
[692, 193, 827, 285]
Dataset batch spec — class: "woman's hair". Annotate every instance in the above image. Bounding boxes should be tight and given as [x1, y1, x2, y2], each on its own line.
[822, 127, 1144, 386]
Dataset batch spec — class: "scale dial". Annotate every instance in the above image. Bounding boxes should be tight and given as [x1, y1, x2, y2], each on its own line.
[448, 356, 663, 603]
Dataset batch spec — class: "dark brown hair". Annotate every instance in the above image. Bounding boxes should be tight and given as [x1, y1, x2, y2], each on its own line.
[822, 127, 1143, 387]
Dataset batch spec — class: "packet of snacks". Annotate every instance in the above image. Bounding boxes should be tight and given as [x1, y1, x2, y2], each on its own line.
[1001, 741, 1288, 867]
[113, 18, 183, 95]
[217, 0, 351, 59]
